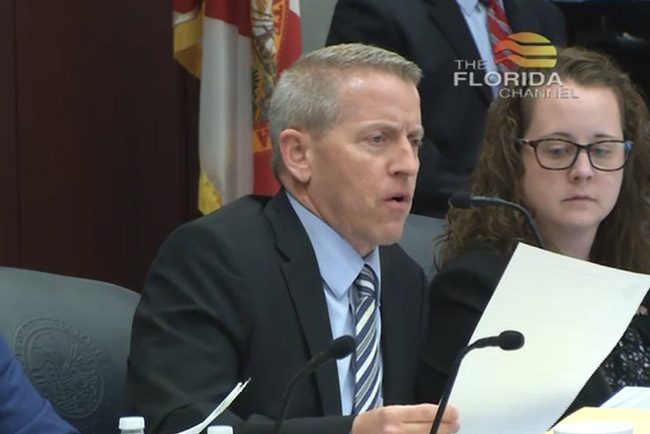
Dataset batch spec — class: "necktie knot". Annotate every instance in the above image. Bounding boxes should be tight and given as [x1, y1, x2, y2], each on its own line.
[354, 265, 377, 299]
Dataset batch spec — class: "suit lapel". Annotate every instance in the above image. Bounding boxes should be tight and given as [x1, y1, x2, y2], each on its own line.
[379, 249, 410, 403]
[264, 192, 342, 416]
[504, 0, 553, 36]
[503, 0, 531, 33]
[423, 0, 481, 62]
[423, 0, 492, 103]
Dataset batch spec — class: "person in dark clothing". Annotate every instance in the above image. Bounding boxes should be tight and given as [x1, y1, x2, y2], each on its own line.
[127, 43, 460, 434]
[417, 46, 650, 411]
[327, 0, 568, 216]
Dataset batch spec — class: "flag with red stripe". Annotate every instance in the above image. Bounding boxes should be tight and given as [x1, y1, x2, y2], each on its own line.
[172, 0, 301, 213]
[251, 0, 302, 195]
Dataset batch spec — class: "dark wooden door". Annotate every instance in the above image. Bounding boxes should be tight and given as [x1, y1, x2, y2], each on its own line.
[0, 0, 199, 291]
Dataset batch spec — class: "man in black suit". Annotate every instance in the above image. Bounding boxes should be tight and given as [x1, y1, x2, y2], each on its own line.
[327, 0, 568, 216]
[127, 43, 459, 434]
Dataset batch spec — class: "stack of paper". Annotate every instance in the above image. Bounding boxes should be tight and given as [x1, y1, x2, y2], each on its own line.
[602, 387, 650, 409]
[545, 407, 650, 434]
[446, 243, 650, 434]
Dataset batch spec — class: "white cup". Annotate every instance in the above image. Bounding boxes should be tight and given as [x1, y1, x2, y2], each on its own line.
[207, 426, 233, 434]
[553, 420, 633, 434]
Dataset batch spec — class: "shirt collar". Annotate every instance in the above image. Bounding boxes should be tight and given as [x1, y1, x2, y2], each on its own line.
[286, 192, 381, 301]
[456, 0, 482, 15]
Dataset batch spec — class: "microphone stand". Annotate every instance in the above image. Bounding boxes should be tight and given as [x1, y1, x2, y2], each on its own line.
[429, 331, 524, 434]
[450, 192, 546, 249]
[479, 197, 546, 250]
[429, 344, 474, 434]
[273, 336, 354, 434]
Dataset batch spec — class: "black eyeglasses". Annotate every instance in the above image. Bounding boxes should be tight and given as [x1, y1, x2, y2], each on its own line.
[516, 137, 633, 171]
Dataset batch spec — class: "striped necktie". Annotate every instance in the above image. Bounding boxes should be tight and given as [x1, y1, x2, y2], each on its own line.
[484, 0, 514, 72]
[353, 264, 381, 414]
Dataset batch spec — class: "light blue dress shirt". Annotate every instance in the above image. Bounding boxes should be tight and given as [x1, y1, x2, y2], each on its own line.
[287, 192, 383, 415]
[456, 0, 500, 96]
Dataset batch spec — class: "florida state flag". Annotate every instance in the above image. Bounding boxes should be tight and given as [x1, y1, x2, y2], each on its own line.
[172, 0, 302, 213]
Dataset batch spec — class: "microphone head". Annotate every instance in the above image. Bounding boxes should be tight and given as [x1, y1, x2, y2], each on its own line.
[497, 330, 525, 351]
[449, 191, 473, 209]
[328, 335, 355, 360]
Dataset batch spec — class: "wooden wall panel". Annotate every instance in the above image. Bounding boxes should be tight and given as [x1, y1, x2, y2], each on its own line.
[0, 0, 20, 266]
[14, 0, 198, 290]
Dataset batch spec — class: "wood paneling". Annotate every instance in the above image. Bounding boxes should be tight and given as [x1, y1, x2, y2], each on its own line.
[10, 0, 199, 290]
[0, 0, 20, 266]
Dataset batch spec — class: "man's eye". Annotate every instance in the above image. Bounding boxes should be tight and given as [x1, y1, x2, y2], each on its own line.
[370, 134, 386, 144]
[410, 137, 423, 148]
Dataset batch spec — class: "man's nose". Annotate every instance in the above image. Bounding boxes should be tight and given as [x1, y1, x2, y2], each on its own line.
[391, 137, 420, 176]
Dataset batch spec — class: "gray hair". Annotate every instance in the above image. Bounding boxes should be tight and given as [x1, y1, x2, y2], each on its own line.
[269, 43, 422, 177]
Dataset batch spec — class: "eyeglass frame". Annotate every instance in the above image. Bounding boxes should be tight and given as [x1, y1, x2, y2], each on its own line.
[515, 137, 634, 172]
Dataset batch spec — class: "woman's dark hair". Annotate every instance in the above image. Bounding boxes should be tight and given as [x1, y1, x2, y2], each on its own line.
[440, 46, 650, 274]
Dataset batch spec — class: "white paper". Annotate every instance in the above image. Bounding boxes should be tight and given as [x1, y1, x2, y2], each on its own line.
[602, 386, 650, 409]
[447, 243, 650, 434]
[175, 378, 251, 434]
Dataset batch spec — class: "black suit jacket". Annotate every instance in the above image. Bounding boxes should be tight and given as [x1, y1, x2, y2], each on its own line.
[415, 246, 650, 417]
[127, 192, 428, 434]
[327, 0, 567, 216]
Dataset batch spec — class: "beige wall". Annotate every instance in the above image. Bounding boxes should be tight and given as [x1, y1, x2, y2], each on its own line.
[301, 0, 339, 53]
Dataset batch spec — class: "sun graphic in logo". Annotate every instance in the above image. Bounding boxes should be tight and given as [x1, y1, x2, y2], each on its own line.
[494, 32, 557, 68]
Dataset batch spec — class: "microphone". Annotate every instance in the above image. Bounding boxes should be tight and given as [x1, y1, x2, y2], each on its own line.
[449, 191, 546, 249]
[429, 330, 525, 434]
[272, 335, 355, 434]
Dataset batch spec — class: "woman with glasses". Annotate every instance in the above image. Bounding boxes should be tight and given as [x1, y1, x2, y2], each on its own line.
[416, 46, 650, 410]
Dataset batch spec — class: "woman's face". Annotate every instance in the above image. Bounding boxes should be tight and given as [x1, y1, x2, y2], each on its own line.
[520, 81, 625, 239]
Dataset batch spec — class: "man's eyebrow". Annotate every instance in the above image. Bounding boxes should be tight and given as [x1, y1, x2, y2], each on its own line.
[410, 125, 425, 137]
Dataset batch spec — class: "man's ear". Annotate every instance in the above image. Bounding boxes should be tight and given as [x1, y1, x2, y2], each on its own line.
[279, 128, 312, 183]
